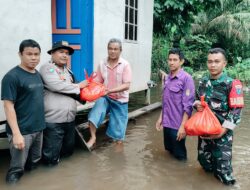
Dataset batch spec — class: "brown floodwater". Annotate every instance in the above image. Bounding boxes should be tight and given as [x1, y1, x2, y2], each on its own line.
[0, 88, 250, 190]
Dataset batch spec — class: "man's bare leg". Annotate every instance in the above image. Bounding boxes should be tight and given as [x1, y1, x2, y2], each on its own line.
[115, 140, 123, 144]
[86, 122, 96, 148]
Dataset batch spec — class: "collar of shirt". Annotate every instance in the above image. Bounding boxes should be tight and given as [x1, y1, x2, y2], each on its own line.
[209, 72, 227, 83]
[168, 68, 184, 80]
[104, 57, 122, 69]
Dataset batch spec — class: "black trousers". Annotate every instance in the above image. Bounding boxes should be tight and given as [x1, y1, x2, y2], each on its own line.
[42, 121, 75, 165]
[163, 127, 187, 160]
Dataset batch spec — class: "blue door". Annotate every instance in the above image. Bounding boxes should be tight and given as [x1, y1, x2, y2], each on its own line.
[51, 0, 93, 81]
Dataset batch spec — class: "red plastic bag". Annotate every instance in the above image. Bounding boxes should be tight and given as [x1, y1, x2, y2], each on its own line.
[80, 70, 106, 102]
[184, 96, 223, 136]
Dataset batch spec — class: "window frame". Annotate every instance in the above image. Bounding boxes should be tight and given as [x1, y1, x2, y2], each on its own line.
[124, 0, 138, 43]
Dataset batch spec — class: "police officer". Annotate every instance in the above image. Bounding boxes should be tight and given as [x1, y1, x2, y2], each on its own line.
[39, 41, 88, 165]
[194, 48, 243, 185]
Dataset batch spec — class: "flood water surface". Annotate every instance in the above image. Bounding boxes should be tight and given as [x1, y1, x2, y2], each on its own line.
[0, 91, 250, 190]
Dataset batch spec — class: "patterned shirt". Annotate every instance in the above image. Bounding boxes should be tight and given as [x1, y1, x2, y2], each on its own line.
[196, 72, 242, 130]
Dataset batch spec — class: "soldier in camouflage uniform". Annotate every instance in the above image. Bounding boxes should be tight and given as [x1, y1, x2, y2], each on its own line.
[194, 48, 243, 185]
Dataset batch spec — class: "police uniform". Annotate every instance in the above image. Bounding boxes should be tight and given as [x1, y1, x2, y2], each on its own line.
[39, 61, 80, 165]
[196, 72, 243, 185]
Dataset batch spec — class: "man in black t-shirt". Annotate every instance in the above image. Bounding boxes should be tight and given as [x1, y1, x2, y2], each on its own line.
[1, 39, 45, 184]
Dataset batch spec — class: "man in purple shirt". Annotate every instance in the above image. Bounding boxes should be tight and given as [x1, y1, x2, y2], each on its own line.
[155, 48, 195, 160]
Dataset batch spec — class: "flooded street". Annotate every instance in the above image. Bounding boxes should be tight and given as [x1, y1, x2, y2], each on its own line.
[0, 89, 250, 190]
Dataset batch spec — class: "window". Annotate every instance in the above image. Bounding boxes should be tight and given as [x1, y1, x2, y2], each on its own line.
[125, 0, 138, 41]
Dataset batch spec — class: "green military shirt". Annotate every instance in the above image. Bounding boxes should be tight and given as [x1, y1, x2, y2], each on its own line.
[196, 72, 242, 130]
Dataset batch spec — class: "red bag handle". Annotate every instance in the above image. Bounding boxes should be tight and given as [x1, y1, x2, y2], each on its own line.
[200, 95, 208, 107]
[84, 69, 97, 82]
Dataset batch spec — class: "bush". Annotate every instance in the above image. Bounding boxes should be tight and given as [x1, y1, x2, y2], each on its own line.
[183, 66, 194, 75]
[180, 34, 212, 71]
[151, 34, 213, 76]
[226, 58, 250, 86]
[151, 35, 170, 76]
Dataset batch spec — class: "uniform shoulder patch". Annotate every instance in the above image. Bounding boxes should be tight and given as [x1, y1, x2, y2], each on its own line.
[229, 79, 244, 108]
[185, 89, 190, 96]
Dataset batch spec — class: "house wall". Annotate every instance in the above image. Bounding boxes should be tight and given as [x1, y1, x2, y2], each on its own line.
[0, 0, 52, 121]
[0, 0, 154, 121]
[94, 0, 154, 93]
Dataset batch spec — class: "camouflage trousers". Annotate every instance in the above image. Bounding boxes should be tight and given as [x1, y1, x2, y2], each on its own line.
[198, 131, 233, 176]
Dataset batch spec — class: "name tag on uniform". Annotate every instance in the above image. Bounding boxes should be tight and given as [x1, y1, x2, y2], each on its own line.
[222, 120, 236, 130]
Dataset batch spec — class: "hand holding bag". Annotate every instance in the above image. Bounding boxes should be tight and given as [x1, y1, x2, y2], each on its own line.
[184, 96, 223, 136]
[80, 70, 106, 102]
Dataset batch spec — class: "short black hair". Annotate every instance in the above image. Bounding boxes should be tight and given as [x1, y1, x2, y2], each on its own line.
[168, 48, 184, 60]
[208, 48, 227, 60]
[19, 39, 41, 54]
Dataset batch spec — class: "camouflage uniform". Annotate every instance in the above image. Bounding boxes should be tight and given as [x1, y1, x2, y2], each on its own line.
[196, 72, 242, 184]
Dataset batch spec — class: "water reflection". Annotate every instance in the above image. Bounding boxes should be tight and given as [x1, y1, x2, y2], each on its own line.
[0, 90, 249, 190]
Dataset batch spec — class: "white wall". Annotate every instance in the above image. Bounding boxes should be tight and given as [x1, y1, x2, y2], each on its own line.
[0, 0, 52, 121]
[93, 1, 124, 66]
[94, 0, 154, 93]
[0, 0, 154, 121]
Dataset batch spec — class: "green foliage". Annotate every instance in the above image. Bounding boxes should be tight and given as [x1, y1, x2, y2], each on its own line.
[151, 35, 170, 74]
[191, 0, 250, 61]
[180, 34, 213, 71]
[183, 66, 194, 75]
[154, 0, 195, 39]
[192, 70, 209, 80]
[151, 35, 196, 77]
[151, 35, 212, 76]
[152, 0, 250, 82]
[154, 0, 216, 41]
[226, 58, 250, 85]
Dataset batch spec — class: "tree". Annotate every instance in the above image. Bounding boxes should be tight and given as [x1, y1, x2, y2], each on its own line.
[154, 0, 216, 46]
[192, 0, 250, 62]
[152, 0, 250, 74]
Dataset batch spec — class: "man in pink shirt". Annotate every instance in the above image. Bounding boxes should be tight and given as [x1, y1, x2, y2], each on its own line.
[86, 38, 132, 150]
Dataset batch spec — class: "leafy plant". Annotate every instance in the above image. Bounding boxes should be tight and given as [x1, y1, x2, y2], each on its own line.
[183, 66, 194, 75]
[151, 35, 170, 75]
[181, 34, 212, 71]
[192, 0, 250, 62]
[154, 0, 216, 45]
[152, 0, 250, 84]
[226, 58, 250, 85]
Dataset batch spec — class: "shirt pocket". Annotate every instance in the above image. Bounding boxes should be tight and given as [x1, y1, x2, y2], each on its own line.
[210, 91, 226, 111]
[168, 86, 183, 103]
